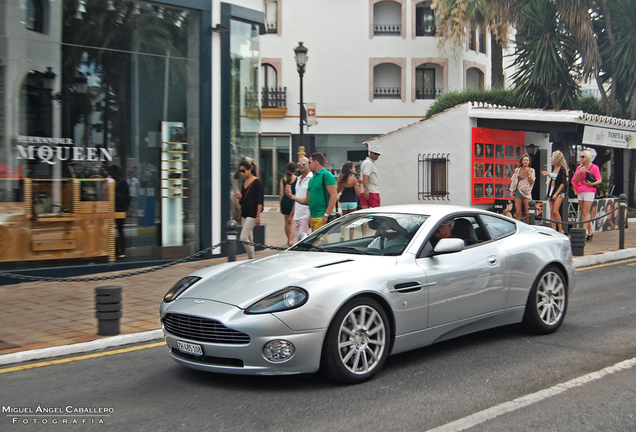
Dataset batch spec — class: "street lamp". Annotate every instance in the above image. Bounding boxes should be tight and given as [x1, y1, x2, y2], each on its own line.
[42, 67, 89, 139]
[294, 42, 308, 149]
[525, 142, 539, 157]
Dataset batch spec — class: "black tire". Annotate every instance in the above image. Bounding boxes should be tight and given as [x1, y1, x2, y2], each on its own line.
[320, 297, 390, 384]
[521, 265, 568, 334]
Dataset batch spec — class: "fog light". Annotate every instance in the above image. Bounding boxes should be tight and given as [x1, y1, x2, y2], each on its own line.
[263, 340, 295, 363]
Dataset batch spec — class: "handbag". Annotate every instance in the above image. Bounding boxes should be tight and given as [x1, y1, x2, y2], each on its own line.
[236, 180, 255, 222]
[322, 174, 341, 223]
[585, 171, 596, 185]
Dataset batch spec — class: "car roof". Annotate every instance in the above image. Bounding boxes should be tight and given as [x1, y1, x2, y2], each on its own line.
[354, 204, 488, 219]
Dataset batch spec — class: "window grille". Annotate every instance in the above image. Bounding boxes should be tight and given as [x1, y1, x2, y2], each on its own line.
[418, 153, 449, 200]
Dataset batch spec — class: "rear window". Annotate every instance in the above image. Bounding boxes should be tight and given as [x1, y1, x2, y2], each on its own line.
[480, 214, 516, 239]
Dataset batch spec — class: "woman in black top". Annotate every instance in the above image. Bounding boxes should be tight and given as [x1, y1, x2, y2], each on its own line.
[337, 162, 361, 215]
[279, 162, 297, 246]
[235, 159, 264, 259]
[541, 150, 568, 233]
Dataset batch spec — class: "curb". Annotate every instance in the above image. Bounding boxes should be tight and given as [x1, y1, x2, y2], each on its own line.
[572, 247, 636, 268]
[1, 248, 635, 368]
[0, 329, 163, 367]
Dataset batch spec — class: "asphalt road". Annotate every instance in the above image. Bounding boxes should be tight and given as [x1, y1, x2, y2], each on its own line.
[1, 260, 635, 432]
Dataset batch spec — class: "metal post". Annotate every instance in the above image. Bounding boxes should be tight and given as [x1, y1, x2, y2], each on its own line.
[95, 286, 122, 336]
[619, 194, 626, 250]
[299, 67, 304, 149]
[528, 200, 535, 225]
[227, 220, 238, 262]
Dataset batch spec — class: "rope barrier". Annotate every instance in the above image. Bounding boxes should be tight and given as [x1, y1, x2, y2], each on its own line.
[2, 204, 634, 282]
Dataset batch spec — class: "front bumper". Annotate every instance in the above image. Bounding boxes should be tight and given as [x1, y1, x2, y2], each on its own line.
[161, 299, 326, 375]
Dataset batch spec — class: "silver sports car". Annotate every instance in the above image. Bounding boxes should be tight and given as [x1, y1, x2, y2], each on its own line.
[161, 205, 576, 384]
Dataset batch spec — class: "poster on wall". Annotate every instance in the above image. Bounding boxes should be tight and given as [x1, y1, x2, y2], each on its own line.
[471, 128, 525, 204]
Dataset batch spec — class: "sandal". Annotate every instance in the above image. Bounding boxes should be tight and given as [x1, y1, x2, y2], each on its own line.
[586, 234, 593, 241]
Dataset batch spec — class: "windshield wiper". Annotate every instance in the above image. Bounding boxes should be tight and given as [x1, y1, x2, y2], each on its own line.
[292, 242, 328, 252]
[323, 246, 371, 255]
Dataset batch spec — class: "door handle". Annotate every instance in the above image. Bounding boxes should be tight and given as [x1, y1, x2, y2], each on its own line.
[487, 256, 497, 265]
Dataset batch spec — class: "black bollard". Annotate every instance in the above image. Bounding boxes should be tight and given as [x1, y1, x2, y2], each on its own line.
[570, 228, 586, 256]
[619, 194, 626, 250]
[528, 200, 536, 225]
[95, 286, 122, 336]
[227, 220, 238, 262]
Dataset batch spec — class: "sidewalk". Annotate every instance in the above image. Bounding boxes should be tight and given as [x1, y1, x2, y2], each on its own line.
[1, 206, 635, 366]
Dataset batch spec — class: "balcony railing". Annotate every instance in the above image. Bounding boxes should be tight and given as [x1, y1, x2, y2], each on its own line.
[416, 88, 443, 100]
[244, 88, 259, 109]
[261, 86, 286, 108]
[374, 87, 401, 99]
[266, 22, 277, 34]
[374, 24, 401, 36]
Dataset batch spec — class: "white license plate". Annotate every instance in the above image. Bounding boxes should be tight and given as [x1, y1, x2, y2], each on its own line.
[177, 340, 203, 356]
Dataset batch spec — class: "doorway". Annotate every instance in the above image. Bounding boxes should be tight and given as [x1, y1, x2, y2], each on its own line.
[261, 135, 291, 196]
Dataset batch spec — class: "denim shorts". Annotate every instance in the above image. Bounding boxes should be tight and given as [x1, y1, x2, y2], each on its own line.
[340, 201, 357, 211]
[514, 190, 525, 200]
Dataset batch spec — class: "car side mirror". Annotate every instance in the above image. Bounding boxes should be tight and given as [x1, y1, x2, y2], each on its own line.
[433, 238, 465, 254]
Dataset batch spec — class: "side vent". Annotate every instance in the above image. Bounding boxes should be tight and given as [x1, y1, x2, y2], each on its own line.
[393, 282, 425, 293]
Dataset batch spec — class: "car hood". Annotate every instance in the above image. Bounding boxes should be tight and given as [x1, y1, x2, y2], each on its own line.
[176, 251, 384, 308]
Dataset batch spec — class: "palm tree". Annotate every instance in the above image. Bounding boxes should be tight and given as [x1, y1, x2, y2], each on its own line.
[509, 0, 580, 109]
[433, 0, 510, 88]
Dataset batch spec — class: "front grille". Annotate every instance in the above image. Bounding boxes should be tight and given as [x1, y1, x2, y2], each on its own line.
[163, 313, 251, 345]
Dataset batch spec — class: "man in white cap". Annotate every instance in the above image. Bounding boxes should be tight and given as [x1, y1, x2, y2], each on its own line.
[360, 145, 381, 209]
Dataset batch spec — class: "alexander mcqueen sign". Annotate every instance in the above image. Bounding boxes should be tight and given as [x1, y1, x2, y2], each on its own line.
[14, 136, 113, 165]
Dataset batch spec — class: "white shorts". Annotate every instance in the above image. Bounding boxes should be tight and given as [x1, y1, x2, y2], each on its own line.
[578, 192, 595, 201]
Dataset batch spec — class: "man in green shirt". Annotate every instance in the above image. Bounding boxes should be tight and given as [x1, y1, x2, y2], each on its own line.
[286, 152, 337, 231]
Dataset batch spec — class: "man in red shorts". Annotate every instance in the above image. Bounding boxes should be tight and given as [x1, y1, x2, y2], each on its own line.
[359, 145, 381, 208]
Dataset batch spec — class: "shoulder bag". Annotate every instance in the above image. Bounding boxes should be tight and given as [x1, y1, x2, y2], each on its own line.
[236, 180, 255, 222]
[322, 174, 341, 223]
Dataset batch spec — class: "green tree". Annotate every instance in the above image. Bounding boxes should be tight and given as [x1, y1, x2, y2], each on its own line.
[433, 0, 510, 88]
[509, 0, 580, 109]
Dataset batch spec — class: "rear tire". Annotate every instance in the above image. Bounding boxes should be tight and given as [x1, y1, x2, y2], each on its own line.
[320, 297, 390, 384]
[522, 265, 568, 334]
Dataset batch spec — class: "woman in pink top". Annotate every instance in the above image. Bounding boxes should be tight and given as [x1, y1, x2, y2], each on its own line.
[572, 150, 602, 241]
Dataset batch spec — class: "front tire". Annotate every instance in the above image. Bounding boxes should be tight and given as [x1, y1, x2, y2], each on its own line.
[321, 297, 390, 384]
[522, 265, 568, 334]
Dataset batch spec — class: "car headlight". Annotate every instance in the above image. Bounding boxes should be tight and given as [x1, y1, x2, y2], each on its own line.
[245, 287, 308, 314]
[163, 276, 201, 302]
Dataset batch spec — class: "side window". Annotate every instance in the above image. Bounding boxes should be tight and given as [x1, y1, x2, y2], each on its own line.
[449, 216, 486, 246]
[480, 214, 516, 240]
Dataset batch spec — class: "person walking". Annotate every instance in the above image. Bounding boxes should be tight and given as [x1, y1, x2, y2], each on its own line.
[286, 152, 337, 232]
[108, 165, 130, 259]
[287, 157, 313, 243]
[509, 153, 535, 221]
[279, 162, 297, 246]
[235, 158, 264, 259]
[572, 150, 601, 241]
[359, 145, 381, 209]
[337, 162, 361, 215]
[541, 150, 568, 233]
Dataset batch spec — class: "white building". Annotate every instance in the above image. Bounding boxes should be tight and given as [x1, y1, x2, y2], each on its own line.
[363, 102, 636, 215]
[258, 0, 496, 195]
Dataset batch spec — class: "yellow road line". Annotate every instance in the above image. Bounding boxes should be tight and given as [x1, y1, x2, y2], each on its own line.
[578, 258, 636, 271]
[0, 341, 165, 375]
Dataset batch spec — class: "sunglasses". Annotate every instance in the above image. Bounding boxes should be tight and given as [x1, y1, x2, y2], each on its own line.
[298, 162, 307, 166]
[580, 156, 586, 159]
[239, 169, 247, 173]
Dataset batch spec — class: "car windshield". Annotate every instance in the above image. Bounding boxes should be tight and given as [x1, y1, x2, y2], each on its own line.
[290, 213, 429, 256]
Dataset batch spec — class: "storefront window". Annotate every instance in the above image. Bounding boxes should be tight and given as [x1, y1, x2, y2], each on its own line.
[1, 1, 201, 267]
[229, 19, 260, 218]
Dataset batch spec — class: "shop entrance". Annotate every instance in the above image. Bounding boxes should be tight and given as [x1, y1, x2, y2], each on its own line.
[261, 135, 291, 196]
